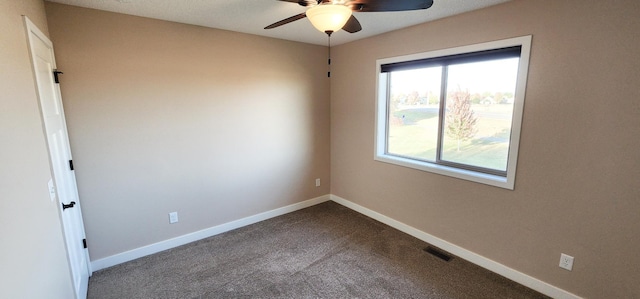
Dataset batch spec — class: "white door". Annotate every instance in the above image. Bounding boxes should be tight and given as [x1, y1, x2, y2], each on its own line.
[24, 17, 91, 299]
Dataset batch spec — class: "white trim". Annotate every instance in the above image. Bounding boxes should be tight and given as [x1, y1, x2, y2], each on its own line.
[91, 195, 330, 271]
[329, 194, 582, 299]
[374, 35, 533, 190]
[90, 193, 579, 298]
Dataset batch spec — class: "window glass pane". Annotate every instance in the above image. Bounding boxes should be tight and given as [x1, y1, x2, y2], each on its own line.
[387, 67, 441, 162]
[441, 58, 519, 171]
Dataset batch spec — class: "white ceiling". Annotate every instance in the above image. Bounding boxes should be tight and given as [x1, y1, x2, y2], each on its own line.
[45, 0, 510, 46]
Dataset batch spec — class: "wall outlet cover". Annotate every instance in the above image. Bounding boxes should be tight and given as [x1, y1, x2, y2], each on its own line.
[169, 212, 179, 224]
[559, 253, 574, 271]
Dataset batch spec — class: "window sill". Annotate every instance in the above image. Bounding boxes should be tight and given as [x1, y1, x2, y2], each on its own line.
[374, 153, 514, 190]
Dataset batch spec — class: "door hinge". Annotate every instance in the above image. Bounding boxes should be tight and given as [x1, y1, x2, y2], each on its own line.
[69, 160, 74, 171]
[53, 69, 63, 84]
[83, 239, 87, 249]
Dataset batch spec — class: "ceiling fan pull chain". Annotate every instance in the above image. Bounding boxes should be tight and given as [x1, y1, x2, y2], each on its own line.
[326, 30, 332, 77]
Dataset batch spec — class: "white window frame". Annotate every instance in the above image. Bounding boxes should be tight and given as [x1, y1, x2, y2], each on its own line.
[374, 35, 532, 190]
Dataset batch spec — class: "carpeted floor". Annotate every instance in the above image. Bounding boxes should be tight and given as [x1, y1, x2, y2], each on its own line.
[88, 201, 550, 298]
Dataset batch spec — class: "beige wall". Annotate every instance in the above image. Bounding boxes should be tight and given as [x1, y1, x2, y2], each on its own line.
[0, 0, 75, 298]
[331, 0, 640, 297]
[44, 3, 331, 261]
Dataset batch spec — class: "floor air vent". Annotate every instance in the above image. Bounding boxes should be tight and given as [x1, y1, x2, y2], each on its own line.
[424, 246, 453, 262]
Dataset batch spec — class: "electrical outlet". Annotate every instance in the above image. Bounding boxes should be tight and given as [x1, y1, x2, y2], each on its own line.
[315, 178, 321, 187]
[169, 212, 179, 224]
[559, 253, 574, 271]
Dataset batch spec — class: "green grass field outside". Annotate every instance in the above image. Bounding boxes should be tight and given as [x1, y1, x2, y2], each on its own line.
[388, 104, 513, 171]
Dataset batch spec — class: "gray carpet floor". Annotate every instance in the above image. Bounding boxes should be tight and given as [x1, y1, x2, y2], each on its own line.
[88, 201, 550, 299]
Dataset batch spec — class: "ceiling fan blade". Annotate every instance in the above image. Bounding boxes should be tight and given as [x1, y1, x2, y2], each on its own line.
[350, 0, 434, 12]
[277, 0, 317, 7]
[342, 15, 362, 33]
[264, 13, 308, 29]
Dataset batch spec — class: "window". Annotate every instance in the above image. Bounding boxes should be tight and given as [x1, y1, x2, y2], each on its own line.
[375, 36, 532, 189]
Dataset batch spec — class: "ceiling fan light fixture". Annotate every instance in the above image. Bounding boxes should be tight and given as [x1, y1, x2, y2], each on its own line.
[306, 4, 352, 33]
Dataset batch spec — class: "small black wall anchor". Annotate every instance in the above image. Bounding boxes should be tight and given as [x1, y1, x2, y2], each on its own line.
[62, 201, 76, 210]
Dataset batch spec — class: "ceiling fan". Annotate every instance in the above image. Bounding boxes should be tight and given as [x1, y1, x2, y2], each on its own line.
[264, 0, 435, 34]
[265, 0, 434, 77]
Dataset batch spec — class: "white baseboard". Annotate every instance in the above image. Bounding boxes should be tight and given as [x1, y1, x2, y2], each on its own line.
[91, 195, 330, 271]
[90, 193, 579, 298]
[329, 194, 581, 299]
